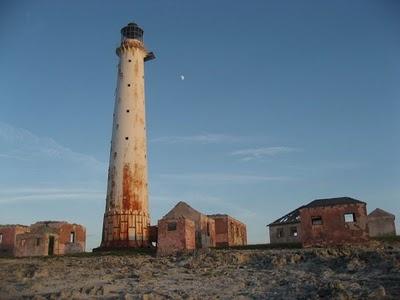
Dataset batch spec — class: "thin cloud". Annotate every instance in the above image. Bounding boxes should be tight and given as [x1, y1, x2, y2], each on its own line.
[0, 186, 104, 203]
[159, 173, 290, 183]
[231, 146, 299, 161]
[0, 153, 29, 161]
[150, 133, 260, 144]
[320, 161, 362, 170]
[0, 121, 106, 171]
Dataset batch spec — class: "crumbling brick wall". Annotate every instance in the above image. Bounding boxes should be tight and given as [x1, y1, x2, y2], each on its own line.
[55, 223, 86, 254]
[227, 217, 247, 246]
[198, 215, 215, 248]
[157, 218, 195, 256]
[300, 203, 369, 247]
[0, 225, 29, 256]
[15, 232, 52, 257]
[209, 215, 247, 247]
[214, 217, 229, 247]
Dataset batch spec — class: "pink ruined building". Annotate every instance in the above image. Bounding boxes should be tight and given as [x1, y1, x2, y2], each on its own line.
[156, 202, 247, 255]
[0, 221, 85, 257]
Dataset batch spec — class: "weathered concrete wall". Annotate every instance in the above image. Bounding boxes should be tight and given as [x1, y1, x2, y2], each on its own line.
[227, 217, 247, 246]
[368, 216, 396, 237]
[210, 215, 247, 247]
[269, 223, 301, 244]
[101, 35, 153, 248]
[0, 225, 29, 256]
[157, 218, 195, 256]
[214, 217, 229, 247]
[15, 233, 51, 257]
[57, 223, 86, 254]
[198, 215, 216, 248]
[300, 203, 369, 247]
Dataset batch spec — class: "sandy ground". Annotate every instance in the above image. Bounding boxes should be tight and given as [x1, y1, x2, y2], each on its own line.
[0, 246, 399, 299]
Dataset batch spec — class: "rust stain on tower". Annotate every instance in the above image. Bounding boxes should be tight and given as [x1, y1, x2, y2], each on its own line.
[98, 22, 155, 249]
[122, 164, 132, 211]
[122, 164, 142, 211]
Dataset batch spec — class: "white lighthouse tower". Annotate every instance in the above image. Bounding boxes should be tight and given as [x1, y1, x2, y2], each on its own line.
[100, 22, 155, 249]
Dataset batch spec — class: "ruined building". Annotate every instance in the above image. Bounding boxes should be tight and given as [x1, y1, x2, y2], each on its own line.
[268, 197, 369, 247]
[300, 197, 369, 247]
[0, 221, 85, 257]
[156, 202, 248, 255]
[100, 22, 155, 249]
[208, 214, 247, 247]
[368, 208, 396, 237]
[157, 202, 216, 255]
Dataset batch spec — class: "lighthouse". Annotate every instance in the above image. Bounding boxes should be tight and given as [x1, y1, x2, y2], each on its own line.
[100, 22, 155, 249]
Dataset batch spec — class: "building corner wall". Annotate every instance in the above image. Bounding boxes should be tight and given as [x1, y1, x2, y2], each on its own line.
[300, 203, 369, 247]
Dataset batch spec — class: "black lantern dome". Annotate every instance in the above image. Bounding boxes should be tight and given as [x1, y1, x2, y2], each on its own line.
[120, 22, 144, 42]
[118, 22, 155, 61]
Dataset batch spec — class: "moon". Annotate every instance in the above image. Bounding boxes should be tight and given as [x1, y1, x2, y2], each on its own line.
[180, 75, 185, 81]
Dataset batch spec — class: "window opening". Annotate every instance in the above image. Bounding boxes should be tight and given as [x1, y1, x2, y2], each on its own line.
[344, 213, 356, 223]
[290, 227, 298, 237]
[167, 222, 177, 231]
[311, 216, 323, 225]
[70, 232, 75, 243]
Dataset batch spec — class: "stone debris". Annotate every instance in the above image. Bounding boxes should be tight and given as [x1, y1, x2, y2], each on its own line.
[0, 246, 399, 299]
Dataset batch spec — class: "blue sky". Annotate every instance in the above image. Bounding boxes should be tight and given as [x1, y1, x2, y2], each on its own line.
[0, 1, 399, 250]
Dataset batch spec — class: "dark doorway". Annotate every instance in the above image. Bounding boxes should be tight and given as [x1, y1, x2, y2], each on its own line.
[48, 236, 55, 255]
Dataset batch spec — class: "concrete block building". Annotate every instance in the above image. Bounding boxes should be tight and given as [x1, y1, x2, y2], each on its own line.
[208, 214, 247, 247]
[268, 197, 370, 247]
[0, 221, 85, 257]
[368, 208, 396, 237]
